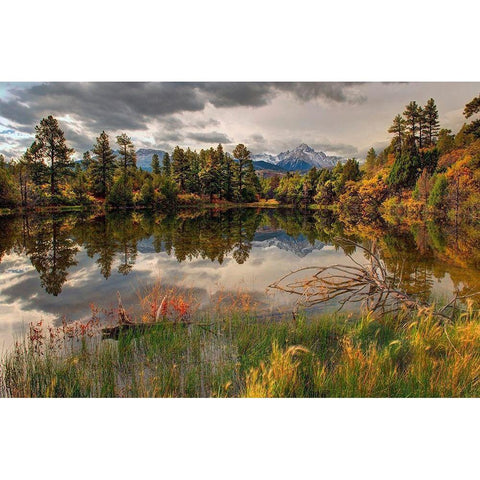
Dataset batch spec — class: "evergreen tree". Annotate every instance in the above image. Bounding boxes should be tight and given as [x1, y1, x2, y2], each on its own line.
[423, 98, 440, 145]
[107, 175, 134, 207]
[172, 146, 189, 191]
[33, 115, 75, 199]
[387, 148, 421, 190]
[139, 177, 155, 206]
[388, 114, 406, 154]
[341, 158, 361, 183]
[91, 131, 116, 198]
[82, 151, 93, 171]
[464, 94, 480, 118]
[417, 106, 425, 149]
[364, 147, 377, 173]
[162, 152, 171, 177]
[116, 133, 137, 182]
[151, 153, 161, 175]
[463, 94, 480, 138]
[428, 174, 448, 208]
[437, 129, 455, 154]
[232, 144, 253, 201]
[199, 150, 221, 202]
[243, 160, 261, 202]
[403, 101, 421, 147]
[218, 146, 234, 201]
[72, 162, 90, 204]
[26, 140, 48, 187]
[186, 148, 201, 193]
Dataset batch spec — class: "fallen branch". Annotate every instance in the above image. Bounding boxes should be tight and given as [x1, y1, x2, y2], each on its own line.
[269, 237, 479, 321]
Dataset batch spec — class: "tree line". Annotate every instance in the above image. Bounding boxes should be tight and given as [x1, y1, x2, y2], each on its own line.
[0, 116, 262, 209]
[1, 93, 479, 224]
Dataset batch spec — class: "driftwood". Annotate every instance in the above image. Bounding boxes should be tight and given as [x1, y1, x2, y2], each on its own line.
[269, 238, 479, 321]
[102, 292, 205, 340]
[102, 322, 156, 340]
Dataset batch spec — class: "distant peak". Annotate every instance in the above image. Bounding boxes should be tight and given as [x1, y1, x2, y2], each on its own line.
[296, 143, 313, 151]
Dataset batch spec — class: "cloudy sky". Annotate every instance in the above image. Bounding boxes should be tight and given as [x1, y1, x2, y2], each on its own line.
[0, 82, 478, 160]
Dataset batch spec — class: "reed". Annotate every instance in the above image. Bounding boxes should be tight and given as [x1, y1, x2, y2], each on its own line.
[2, 300, 480, 397]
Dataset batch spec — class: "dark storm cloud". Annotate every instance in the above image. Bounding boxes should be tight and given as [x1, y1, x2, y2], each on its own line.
[187, 131, 232, 144]
[275, 82, 367, 104]
[198, 83, 275, 107]
[1, 82, 206, 131]
[190, 118, 220, 128]
[157, 131, 185, 143]
[0, 82, 373, 157]
[0, 82, 366, 131]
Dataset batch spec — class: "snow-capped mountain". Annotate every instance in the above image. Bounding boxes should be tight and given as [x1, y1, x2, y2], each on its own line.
[253, 228, 326, 257]
[253, 144, 343, 172]
[251, 153, 280, 165]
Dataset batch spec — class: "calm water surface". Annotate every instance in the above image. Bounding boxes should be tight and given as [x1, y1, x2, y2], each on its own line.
[0, 208, 479, 348]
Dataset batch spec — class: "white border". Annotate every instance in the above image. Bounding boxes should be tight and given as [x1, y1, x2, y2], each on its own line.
[1, 1, 479, 479]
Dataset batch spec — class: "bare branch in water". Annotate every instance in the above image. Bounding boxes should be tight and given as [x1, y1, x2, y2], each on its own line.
[269, 238, 479, 320]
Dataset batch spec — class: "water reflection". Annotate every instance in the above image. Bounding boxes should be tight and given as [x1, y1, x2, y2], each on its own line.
[0, 208, 479, 344]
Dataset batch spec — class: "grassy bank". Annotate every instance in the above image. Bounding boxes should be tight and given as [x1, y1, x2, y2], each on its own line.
[2, 303, 480, 397]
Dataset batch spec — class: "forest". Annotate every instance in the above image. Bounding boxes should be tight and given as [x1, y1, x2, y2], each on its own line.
[1, 94, 479, 229]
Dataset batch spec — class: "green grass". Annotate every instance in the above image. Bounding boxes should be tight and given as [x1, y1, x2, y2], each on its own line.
[2, 306, 480, 397]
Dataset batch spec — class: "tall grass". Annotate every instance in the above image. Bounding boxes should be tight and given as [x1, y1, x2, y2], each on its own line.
[2, 301, 480, 397]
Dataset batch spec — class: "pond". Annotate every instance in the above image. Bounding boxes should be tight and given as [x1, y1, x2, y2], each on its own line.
[0, 207, 479, 348]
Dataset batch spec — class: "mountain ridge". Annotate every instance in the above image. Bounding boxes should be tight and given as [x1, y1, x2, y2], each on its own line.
[252, 144, 343, 171]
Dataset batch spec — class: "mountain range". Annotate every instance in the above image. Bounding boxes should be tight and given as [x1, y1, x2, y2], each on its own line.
[111, 144, 342, 173]
[252, 144, 343, 172]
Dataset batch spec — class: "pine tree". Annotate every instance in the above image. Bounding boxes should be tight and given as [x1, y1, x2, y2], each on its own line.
[92, 131, 117, 198]
[417, 106, 425, 149]
[162, 152, 171, 177]
[221, 152, 235, 201]
[199, 151, 221, 202]
[403, 101, 421, 147]
[464, 94, 480, 118]
[107, 175, 134, 207]
[364, 147, 377, 173]
[232, 144, 253, 201]
[151, 153, 161, 175]
[463, 94, 480, 138]
[423, 98, 440, 145]
[186, 148, 201, 193]
[26, 140, 48, 187]
[33, 115, 75, 199]
[387, 149, 421, 190]
[82, 151, 93, 171]
[172, 146, 189, 191]
[116, 133, 137, 182]
[388, 114, 406, 154]
[139, 177, 155, 206]
[437, 129, 455, 154]
[341, 158, 361, 183]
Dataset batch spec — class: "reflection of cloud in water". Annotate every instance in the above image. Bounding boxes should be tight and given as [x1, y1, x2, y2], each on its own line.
[0, 240, 354, 345]
[0, 226, 468, 349]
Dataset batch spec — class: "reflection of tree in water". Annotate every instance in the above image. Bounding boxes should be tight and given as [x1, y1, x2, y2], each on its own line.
[375, 232, 435, 301]
[110, 213, 140, 275]
[75, 215, 116, 278]
[1, 209, 480, 300]
[147, 208, 261, 265]
[26, 215, 79, 296]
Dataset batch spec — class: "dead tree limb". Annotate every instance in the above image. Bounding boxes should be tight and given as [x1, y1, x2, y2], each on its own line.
[268, 238, 479, 321]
